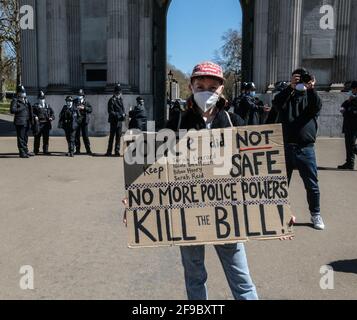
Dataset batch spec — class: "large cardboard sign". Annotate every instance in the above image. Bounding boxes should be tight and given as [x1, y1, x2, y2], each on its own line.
[124, 124, 294, 248]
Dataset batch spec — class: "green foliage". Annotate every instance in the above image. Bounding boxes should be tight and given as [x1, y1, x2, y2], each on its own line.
[0, 100, 10, 115]
[214, 28, 242, 101]
[167, 63, 192, 100]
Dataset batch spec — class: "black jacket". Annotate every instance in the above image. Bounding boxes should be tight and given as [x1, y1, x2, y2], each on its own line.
[58, 105, 81, 130]
[77, 100, 92, 124]
[237, 95, 265, 126]
[168, 96, 245, 131]
[10, 98, 33, 126]
[272, 87, 322, 146]
[33, 103, 55, 128]
[167, 106, 183, 132]
[129, 104, 147, 131]
[341, 97, 357, 132]
[108, 95, 126, 123]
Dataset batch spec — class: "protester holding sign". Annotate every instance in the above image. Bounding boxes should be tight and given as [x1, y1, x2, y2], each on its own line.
[123, 62, 295, 300]
[171, 61, 258, 300]
[272, 68, 325, 230]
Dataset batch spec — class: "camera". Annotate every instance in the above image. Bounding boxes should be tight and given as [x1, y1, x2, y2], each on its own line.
[300, 71, 313, 84]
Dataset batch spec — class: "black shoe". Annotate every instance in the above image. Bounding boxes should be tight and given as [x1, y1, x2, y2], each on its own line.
[105, 152, 112, 157]
[20, 153, 29, 159]
[75, 151, 81, 155]
[70, 153, 74, 158]
[115, 151, 121, 157]
[338, 163, 354, 170]
[86, 150, 93, 156]
[27, 152, 35, 157]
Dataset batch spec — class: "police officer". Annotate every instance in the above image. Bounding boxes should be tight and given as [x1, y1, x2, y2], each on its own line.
[129, 97, 148, 132]
[10, 85, 34, 158]
[75, 89, 93, 155]
[266, 81, 289, 124]
[33, 91, 55, 155]
[106, 84, 126, 157]
[58, 96, 80, 157]
[233, 82, 248, 116]
[338, 81, 357, 170]
[167, 99, 185, 132]
[239, 82, 271, 125]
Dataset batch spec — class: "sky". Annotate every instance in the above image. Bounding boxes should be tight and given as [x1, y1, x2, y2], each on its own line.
[167, 0, 242, 74]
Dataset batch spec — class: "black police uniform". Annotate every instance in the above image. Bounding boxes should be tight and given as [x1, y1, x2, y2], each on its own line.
[33, 101, 55, 154]
[106, 95, 126, 155]
[340, 96, 357, 168]
[129, 99, 148, 132]
[10, 96, 33, 157]
[59, 103, 81, 156]
[238, 94, 266, 126]
[75, 97, 93, 154]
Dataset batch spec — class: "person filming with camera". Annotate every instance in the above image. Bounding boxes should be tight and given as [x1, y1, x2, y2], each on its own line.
[272, 68, 325, 231]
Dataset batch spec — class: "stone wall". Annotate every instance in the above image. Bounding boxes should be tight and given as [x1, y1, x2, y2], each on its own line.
[25, 94, 154, 136]
[260, 92, 348, 137]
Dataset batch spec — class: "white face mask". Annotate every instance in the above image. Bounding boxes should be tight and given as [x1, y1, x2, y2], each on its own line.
[67, 102, 73, 108]
[295, 83, 307, 92]
[193, 91, 220, 112]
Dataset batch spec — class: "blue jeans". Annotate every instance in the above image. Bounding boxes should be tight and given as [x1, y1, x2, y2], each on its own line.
[180, 243, 258, 300]
[285, 144, 320, 215]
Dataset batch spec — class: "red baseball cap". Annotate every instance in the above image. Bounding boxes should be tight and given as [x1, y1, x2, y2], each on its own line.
[191, 61, 225, 82]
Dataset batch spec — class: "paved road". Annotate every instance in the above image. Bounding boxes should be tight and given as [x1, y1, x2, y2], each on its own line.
[0, 136, 356, 300]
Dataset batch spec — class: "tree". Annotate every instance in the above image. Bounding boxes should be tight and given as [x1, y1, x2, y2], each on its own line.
[167, 63, 192, 101]
[214, 28, 242, 101]
[0, 41, 4, 101]
[0, 0, 21, 88]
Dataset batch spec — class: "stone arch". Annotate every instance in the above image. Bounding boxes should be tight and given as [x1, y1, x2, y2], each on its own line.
[151, 0, 255, 129]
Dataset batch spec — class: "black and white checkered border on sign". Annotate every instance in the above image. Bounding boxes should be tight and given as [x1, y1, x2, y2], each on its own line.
[126, 199, 290, 212]
[125, 176, 288, 190]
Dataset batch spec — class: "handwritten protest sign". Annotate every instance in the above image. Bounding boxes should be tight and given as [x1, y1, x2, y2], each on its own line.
[124, 124, 294, 248]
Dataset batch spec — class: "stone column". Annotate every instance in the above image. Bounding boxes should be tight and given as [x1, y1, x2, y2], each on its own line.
[128, 0, 140, 91]
[67, 0, 82, 89]
[46, 0, 70, 88]
[333, 0, 352, 83]
[20, 0, 38, 92]
[277, 0, 303, 81]
[36, 0, 48, 89]
[348, 1, 357, 81]
[240, 0, 254, 82]
[139, 0, 153, 94]
[107, 0, 129, 87]
[253, 0, 269, 92]
[266, 0, 280, 87]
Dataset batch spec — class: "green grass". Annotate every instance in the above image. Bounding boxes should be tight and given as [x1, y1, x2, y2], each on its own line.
[0, 101, 10, 115]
